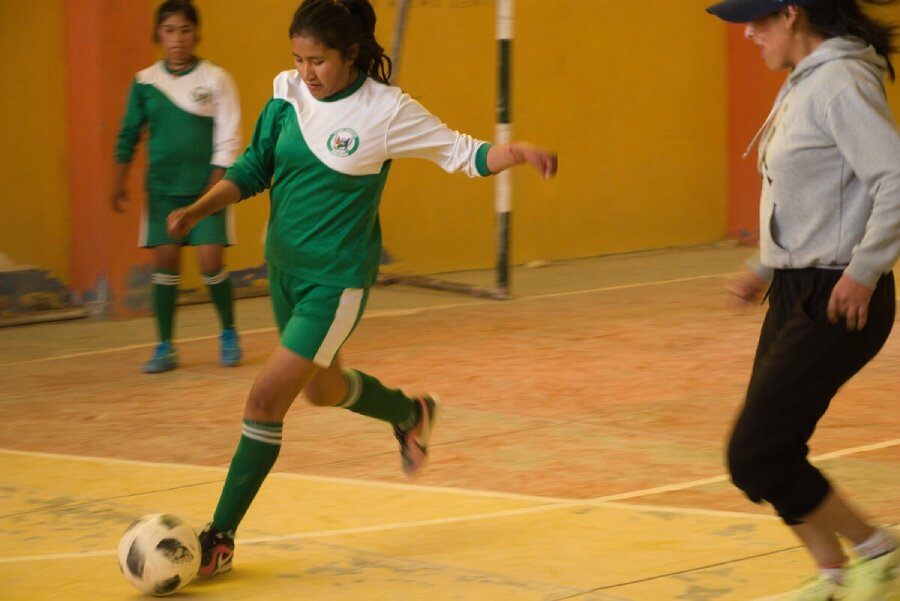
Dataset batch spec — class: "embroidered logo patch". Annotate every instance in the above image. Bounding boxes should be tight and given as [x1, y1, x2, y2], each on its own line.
[327, 128, 360, 157]
[191, 87, 212, 105]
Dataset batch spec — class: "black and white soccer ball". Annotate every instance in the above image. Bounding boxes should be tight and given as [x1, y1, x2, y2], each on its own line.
[117, 514, 201, 596]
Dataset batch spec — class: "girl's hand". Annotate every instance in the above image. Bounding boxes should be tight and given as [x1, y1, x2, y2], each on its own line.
[167, 208, 195, 239]
[111, 187, 129, 213]
[510, 143, 558, 178]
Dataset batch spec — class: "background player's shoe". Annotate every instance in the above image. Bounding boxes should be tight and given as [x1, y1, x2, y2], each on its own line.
[843, 547, 900, 601]
[393, 395, 440, 477]
[143, 341, 177, 373]
[220, 328, 242, 366]
[794, 575, 845, 601]
[197, 524, 234, 577]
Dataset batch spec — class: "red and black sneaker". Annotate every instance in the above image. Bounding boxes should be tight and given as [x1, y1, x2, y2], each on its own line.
[393, 395, 440, 477]
[197, 523, 234, 577]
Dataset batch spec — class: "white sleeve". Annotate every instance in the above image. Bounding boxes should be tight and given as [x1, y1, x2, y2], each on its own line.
[211, 69, 242, 169]
[384, 93, 492, 178]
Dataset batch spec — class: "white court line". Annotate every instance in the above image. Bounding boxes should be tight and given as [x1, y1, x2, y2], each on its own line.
[2, 437, 896, 564]
[1, 273, 732, 367]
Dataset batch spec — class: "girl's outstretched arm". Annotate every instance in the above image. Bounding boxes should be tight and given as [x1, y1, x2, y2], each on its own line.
[486, 143, 558, 178]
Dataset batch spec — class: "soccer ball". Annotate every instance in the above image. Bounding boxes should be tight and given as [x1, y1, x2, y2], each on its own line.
[117, 514, 201, 596]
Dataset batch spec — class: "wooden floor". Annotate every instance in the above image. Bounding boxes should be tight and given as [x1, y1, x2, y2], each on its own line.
[1, 245, 897, 600]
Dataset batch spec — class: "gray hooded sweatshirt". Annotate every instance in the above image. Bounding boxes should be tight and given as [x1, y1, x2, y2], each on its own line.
[751, 36, 900, 287]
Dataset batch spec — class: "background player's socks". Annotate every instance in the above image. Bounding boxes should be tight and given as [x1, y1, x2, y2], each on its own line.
[203, 269, 235, 330]
[151, 270, 179, 341]
[211, 419, 282, 534]
[339, 368, 421, 428]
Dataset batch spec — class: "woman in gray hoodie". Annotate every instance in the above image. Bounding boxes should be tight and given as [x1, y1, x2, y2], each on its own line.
[706, 0, 900, 599]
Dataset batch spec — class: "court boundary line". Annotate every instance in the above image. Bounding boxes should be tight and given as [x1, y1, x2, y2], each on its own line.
[1, 273, 733, 367]
[2, 437, 897, 565]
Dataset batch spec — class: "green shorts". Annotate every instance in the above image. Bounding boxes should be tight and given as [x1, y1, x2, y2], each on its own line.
[140, 193, 234, 247]
[268, 265, 369, 367]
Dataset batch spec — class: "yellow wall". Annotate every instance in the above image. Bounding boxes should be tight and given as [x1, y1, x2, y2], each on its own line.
[192, 0, 729, 276]
[7, 1, 900, 294]
[0, 1, 69, 277]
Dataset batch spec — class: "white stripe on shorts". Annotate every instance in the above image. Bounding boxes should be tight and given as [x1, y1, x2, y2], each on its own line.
[313, 288, 364, 367]
[139, 204, 149, 247]
[226, 205, 236, 245]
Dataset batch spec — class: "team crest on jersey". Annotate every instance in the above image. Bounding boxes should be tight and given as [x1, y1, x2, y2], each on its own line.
[327, 128, 360, 157]
[191, 87, 212, 105]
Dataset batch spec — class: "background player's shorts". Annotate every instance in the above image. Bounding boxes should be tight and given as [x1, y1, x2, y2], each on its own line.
[140, 193, 234, 247]
[268, 265, 369, 367]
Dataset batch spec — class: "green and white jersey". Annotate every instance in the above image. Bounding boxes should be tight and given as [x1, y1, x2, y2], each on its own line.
[225, 70, 493, 288]
[115, 60, 242, 195]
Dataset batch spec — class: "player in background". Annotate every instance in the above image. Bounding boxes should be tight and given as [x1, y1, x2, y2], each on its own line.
[167, 0, 557, 578]
[707, 0, 900, 599]
[113, 0, 243, 373]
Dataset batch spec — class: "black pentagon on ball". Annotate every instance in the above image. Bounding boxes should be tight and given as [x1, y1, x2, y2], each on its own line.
[158, 514, 182, 529]
[157, 538, 195, 564]
[126, 540, 145, 578]
[154, 575, 181, 595]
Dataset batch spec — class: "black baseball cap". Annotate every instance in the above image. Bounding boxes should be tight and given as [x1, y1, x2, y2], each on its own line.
[706, 0, 820, 23]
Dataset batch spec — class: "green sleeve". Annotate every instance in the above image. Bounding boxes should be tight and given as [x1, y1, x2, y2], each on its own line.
[114, 79, 145, 164]
[224, 99, 285, 200]
[475, 143, 493, 176]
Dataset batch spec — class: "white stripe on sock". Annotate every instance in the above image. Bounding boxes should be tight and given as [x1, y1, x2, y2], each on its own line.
[151, 273, 181, 286]
[202, 270, 229, 286]
[338, 368, 362, 408]
[242, 424, 282, 445]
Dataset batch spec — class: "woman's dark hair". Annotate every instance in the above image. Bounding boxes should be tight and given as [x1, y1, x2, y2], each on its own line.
[804, 0, 898, 80]
[289, 0, 393, 84]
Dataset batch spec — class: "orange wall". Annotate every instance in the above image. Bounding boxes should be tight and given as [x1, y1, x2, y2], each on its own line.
[725, 24, 784, 244]
[64, 0, 154, 312]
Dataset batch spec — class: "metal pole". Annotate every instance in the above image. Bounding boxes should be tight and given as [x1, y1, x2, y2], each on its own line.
[389, 0, 411, 85]
[495, 0, 513, 294]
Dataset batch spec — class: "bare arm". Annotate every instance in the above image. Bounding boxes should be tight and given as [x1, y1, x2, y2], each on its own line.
[111, 163, 130, 213]
[486, 143, 558, 178]
[167, 179, 242, 239]
[202, 167, 226, 195]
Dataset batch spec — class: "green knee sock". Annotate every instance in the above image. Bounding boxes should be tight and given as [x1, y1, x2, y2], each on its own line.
[203, 270, 234, 330]
[151, 270, 179, 341]
[212, 419, 282, 535]
[340, 368, 420, 429]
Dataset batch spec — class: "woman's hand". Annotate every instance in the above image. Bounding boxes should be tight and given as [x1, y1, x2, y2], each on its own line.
[726, 270, 768, 306]
[827, 274, 874, 330]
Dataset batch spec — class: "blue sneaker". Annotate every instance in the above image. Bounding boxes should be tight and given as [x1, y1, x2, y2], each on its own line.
[220, 328, 242, 367]
[143, 341, 177, 373]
